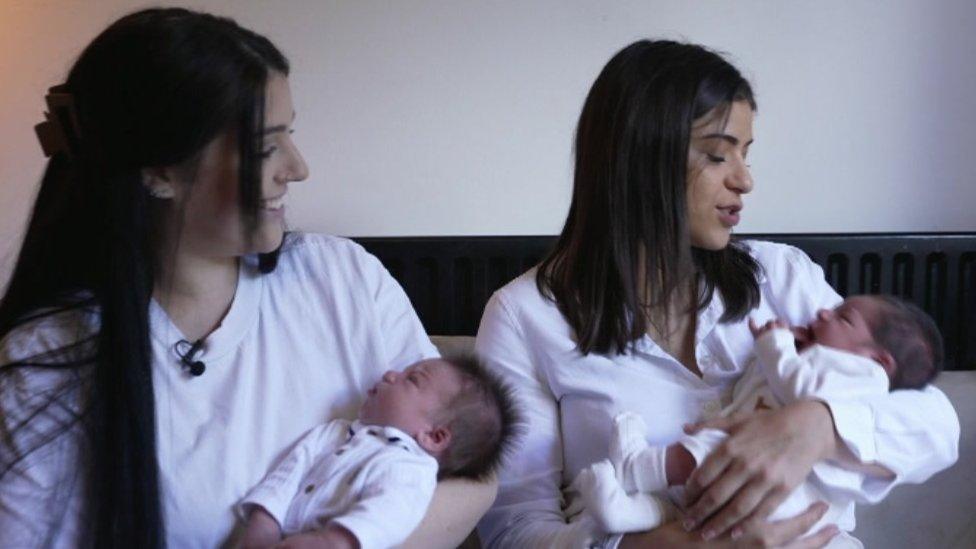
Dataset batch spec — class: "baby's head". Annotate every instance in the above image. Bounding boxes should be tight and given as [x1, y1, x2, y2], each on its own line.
[808, 295, 944, 389]
[358, 355, 520, 480]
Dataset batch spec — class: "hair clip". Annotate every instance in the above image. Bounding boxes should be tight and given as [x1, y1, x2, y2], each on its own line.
[34, 85, 82, 159]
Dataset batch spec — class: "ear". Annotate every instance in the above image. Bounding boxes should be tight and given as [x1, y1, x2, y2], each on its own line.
[141, 167, 176, 200]
[417, 425, 452, 457]
[870, 347, 897, 379]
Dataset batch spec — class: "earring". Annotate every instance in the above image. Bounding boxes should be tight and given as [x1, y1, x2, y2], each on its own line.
[147, 185, 174, 199]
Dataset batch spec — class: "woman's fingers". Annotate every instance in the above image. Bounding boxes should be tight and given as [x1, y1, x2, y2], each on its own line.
[684, 453, 752, 531]
[696, 478, 788, 540]
[786, 524, 840, 549]
[732, 502, 830, 548]
[683, 445, 733, 508]
[683, 409, 751, 436]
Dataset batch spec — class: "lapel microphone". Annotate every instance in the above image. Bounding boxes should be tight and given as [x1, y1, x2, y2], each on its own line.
[174, 338, 206, 377]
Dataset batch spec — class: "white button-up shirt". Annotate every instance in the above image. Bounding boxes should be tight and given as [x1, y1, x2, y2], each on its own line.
[240, 419, 438, 549]
[474, 240, 960, 548]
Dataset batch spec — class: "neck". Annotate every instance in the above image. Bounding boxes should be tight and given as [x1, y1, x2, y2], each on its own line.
[153, 235, 239, 342]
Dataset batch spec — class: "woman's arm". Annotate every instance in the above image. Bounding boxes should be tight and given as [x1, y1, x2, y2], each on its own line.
[474, 292, 608, 548]
[678, 242, 961, 539]
[619, 503, 837, 549]
[400, 476, 498, 549]
[764, 244, 960, 492]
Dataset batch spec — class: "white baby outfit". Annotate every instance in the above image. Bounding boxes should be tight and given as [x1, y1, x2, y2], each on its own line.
[576, 327, 892, 548]
[240, 418, 438, 549]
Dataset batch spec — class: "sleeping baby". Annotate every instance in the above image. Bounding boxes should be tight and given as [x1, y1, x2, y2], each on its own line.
[238, 355, 520, 549]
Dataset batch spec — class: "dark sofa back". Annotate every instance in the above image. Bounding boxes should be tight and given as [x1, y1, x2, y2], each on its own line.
[356, 233, 976, 371]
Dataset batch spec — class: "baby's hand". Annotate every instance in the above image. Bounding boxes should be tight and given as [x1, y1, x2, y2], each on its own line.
[748, 318, 790, 339]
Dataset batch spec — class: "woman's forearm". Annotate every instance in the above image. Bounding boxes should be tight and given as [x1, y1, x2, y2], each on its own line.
[399, 476, 498, 549]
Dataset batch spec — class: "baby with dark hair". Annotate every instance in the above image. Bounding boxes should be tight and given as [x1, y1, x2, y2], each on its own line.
[574, 295, 943, 545]
[239, 355, 520, 549]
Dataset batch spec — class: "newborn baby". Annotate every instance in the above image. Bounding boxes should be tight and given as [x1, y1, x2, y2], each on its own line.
[574, 295, 943, 547]
[239, 355, 520, 549]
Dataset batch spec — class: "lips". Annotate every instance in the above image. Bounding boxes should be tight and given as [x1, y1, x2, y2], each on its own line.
[717, 205, 742, 227]
[261, 195, 286, 211]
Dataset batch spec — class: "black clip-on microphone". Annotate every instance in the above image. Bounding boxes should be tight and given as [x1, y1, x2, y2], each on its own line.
[174, 338, 206, 377]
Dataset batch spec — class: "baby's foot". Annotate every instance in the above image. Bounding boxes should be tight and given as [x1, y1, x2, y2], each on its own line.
[610, 412, 648, 490]
[574, 459, 668, 534]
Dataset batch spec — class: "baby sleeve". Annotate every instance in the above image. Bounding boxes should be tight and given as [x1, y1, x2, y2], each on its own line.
[328, 451, 438, 549]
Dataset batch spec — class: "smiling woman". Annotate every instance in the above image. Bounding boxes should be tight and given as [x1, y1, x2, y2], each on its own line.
[0, 7, 492, 548]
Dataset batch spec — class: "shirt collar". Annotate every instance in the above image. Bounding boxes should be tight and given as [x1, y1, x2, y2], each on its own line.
[349, 420, 426, 454]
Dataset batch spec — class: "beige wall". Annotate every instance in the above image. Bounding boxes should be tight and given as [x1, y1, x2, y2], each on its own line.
[2, 0, 975, 283]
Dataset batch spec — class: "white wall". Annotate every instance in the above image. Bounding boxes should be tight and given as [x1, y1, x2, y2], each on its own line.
[2, 0, 975, 281]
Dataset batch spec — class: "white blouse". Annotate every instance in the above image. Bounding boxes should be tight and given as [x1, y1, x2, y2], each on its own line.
[0, 234, 439, 548]
[474, 240, 960, 548]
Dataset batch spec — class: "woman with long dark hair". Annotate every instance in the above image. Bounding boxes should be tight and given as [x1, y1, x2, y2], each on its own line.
[0, 8, 492, 548]
[476, 40, 958, 547]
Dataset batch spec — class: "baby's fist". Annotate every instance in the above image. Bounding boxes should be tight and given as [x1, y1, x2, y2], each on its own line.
[748, 318, 789, 339]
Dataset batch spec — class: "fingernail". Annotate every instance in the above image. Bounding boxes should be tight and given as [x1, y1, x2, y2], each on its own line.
[730, 527, 743, 540]
[682, 518, 695, 531]
[702, 529, 715, 541]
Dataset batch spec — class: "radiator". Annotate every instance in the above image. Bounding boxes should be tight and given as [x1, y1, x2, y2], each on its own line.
[356, 234, 976, 371]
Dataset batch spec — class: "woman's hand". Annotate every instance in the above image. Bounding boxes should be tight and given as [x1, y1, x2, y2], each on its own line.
[240, 507, 283, 549]
[273, 524, 358, 549]
[681, 401, 837, 540]
[619, 504, 838, 548]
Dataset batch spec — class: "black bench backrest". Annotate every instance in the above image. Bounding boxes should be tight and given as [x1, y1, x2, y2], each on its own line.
[356, 233, 976, 371]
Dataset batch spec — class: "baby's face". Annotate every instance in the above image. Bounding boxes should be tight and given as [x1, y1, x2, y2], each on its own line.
[358, 358, 463, 436]
[808, 296, 882, 355]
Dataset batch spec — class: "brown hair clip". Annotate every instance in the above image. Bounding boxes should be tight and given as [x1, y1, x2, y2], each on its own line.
[35, 85, 82, 159]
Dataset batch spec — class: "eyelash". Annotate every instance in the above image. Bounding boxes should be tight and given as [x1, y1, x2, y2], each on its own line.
[258, 129, 296, 159]
[706, 154, 725, 163]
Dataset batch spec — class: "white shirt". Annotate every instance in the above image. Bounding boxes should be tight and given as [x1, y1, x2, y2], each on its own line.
[0, 233, 439, 548]
[240, 419, 438, 549]
[474, 240, 960, 549]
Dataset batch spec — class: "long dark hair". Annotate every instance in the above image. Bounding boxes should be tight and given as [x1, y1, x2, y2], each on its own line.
[0, 8, 288, 547]
[537, 40, 762, 355]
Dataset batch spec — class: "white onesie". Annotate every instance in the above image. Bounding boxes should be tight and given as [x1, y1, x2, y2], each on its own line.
[576, 328, 890, 548]
[240, 419, 438, 549]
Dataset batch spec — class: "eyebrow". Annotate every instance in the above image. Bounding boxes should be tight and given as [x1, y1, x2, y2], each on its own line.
[262, 111, 297, 136]
[698, 133, 754, 146]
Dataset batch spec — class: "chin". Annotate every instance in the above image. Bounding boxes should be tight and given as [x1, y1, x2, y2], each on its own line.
[252, 225, 285, 254]
[691, 232, 732, 251]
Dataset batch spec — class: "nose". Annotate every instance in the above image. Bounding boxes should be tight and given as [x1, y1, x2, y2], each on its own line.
[726, 157, 753, 195]
[276, 142, 310, 185]
[381, 370, 399, 384]
[288, 148, 309, 183]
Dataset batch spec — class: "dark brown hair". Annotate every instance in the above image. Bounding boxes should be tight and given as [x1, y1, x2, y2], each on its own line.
[537, 40, 761, 355]
[436, 354, 521, 481]
[0, 8, 288, 547]
[870, 295, 944, 389]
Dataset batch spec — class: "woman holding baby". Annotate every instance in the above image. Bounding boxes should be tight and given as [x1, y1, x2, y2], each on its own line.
[475, 40, 959, 548]
[0, 8, 491, 548]
[0, 8, 957, 549]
